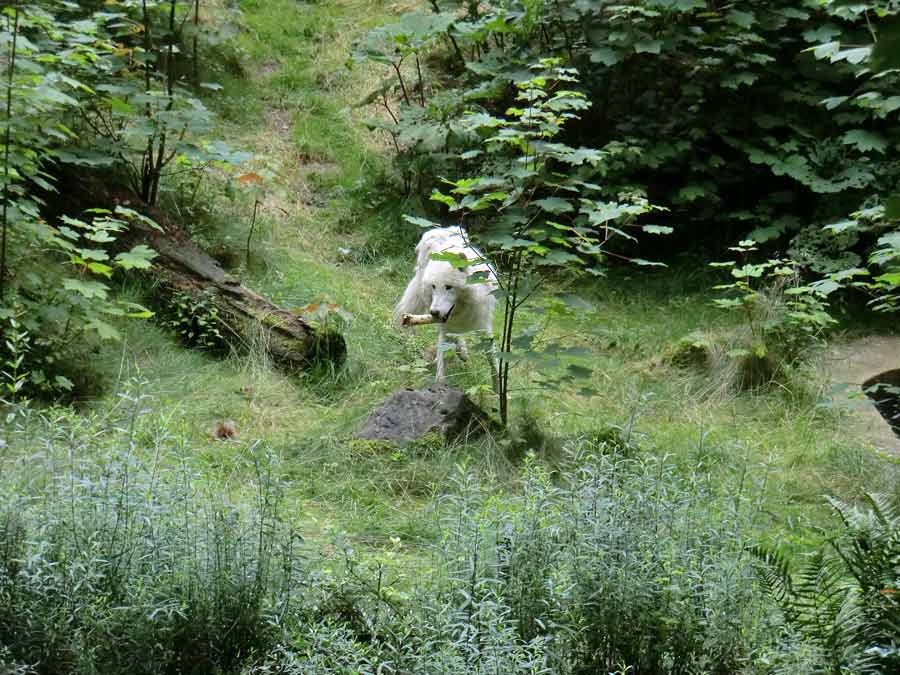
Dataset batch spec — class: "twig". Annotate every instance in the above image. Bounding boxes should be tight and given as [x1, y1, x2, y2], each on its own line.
[245, 198, 261, 267]
[401, 313, 438, 326]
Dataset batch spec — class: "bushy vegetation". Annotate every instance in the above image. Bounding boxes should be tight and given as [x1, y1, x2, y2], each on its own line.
[758, 493, 900, 674]
[0, 391, 298, 675]
[353, 0, 900, 316]
[0, 395, 846, 675]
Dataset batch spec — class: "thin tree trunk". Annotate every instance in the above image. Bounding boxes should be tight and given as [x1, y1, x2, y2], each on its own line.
[192, 0, 200, 85]
[0, 5, 20, 302]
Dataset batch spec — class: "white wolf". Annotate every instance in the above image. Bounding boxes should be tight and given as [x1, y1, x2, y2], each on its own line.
[394, 226, 499, 386]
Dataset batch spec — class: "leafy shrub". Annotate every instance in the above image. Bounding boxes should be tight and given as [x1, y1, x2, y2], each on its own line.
[709, 240, 834, 392]
[266, 450, 781, 674]
[161, 287, 229, 351]
[406, 60, 661, 425]
[0, 1, 251, 399]
[2, 394, 836, 675]
[0, 207, 157, 399]
[0, 390, 302, 675]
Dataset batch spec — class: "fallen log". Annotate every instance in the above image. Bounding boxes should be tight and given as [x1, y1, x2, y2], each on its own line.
[130, 216, 346, 371]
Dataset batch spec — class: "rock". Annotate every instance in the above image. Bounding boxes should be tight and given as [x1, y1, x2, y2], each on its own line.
[357, 383, 491, 445]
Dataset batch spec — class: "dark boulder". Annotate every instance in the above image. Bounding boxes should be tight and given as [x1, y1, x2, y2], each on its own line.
[357, 384, 491, 444]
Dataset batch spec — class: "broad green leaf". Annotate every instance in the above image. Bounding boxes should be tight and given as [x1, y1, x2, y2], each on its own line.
[87, 318, 121, 341]
[63, 278, 108, 300]
[821, 96, 848, 110]
[430, 190, 458, 209]
[824, 219, 859, 234]
[726, 10, 755, 28]
[403, 215, 441, 229]
[842, 129, 888, 154]
[54, 375, 74, 391]
[590, 48, 621, 66]
[627, 257, 666, 267]
[87, 262, 113, 278]
[115, 245, 157, 270]
[831, 46, 871, 65]
[534, 197, 574, 214]
[429, 252, 471, 268]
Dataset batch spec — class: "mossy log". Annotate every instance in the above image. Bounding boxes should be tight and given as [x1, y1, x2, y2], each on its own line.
[132, 219, 346, 370]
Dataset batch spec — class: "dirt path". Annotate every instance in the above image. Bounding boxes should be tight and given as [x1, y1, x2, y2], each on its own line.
[825, 335, 900, 453]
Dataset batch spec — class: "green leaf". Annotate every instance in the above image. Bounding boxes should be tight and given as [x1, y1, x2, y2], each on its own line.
[114, 246, 157, 270]
[63, 278, 108, 299]
[87, 318, 121, 341]
[627, 257, 666, 267]
[119, 301, 154, 319]
[841, 130, 888, 154]
[726, 10, 755, 28]
[820, 96, 848, 110]
[590, 47, 621, 66]
[429, 252, 471, 268]
[831, 46, 871, 65]
[402, 215, 441, 229]
[676, 185, 705, 202]
[534, 197, 573, 214]
[824, 219, 859, 234]
[54, 375, 74, 391]
[87, 262, 113, 278]
[634, 40, 663, 55]
[430, 190, 458, 209]
[642, 225, 673, 235]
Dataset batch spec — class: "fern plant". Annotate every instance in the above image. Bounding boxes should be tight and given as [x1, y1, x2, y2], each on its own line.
[756, 493, 900, 674]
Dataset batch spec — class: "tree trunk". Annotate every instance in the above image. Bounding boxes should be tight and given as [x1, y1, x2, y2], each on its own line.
[130, 218, 346, 371]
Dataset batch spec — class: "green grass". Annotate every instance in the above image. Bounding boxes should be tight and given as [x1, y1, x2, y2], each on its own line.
[9, 0, 898, 559]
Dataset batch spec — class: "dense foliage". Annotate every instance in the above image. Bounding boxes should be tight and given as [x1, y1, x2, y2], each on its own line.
[0, 1, 245, 399]
[353, 0, 900, 312]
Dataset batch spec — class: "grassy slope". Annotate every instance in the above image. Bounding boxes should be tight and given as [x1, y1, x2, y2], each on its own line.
[86, 0, 900, 554]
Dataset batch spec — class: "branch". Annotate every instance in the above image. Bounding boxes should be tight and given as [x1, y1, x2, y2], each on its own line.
[401, 313, 438, 326]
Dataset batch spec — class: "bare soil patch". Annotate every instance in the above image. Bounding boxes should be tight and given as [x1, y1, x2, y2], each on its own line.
[825, 335, 900, 453]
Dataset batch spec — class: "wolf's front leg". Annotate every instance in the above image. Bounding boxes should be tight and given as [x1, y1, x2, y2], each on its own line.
[456, 337, 468, 362]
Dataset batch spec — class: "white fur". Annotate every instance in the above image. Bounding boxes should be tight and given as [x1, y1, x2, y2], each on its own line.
[395, 226, 499, 386]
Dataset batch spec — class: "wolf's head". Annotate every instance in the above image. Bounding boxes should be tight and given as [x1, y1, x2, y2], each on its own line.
[422, 261, 469, 322]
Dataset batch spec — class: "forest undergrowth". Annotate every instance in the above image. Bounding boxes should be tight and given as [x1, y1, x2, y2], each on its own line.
[2, 0, 900, 673]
